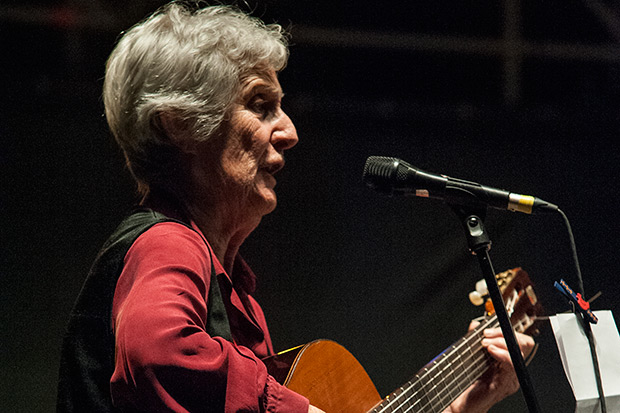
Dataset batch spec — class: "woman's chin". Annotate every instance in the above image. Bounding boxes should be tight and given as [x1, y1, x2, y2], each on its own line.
[251, 189, 278, 216]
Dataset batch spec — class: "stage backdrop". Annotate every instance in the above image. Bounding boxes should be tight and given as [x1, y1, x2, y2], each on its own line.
[2, 1, 619, 411]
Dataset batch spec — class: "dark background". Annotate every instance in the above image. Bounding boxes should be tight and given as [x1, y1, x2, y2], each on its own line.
[2, 0, 620, 411]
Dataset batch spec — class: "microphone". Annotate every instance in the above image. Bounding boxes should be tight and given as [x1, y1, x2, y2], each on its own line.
[362, 156, 558, 214]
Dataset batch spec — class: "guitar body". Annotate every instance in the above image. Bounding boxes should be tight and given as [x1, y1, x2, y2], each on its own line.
[262, 340, 381, 412]
[264, 268, 542, 412]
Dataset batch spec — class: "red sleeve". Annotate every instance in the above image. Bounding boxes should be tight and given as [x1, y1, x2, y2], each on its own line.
[110, 222, 308, 412]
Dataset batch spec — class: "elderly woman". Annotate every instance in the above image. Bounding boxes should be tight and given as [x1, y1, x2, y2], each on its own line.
[57, 2, 533, 412]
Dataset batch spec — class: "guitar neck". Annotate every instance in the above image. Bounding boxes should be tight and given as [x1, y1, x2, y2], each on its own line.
[368, 316, 499, 413]
[266, 269, 540, 413]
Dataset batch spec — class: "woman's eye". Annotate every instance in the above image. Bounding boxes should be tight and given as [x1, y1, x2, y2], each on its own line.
[249, 99, 265, 113]
[248, 96, 276, 117]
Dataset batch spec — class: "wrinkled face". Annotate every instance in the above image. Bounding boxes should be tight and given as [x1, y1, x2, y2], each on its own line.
[195, 69, 298, 226]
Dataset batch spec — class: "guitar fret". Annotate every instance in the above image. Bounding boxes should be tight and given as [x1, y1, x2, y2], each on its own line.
[450, 343, 468, 394]
[424, 341, 476, 411]
[438, 349, 462, 403]
[420, 369, 435, 412]
[424, 367, 440, 412]
[427, 358, 456, 412]
[372, 382, 414, 413]
[409, 374, 433, 413]
[400, 363, 449, 411]
[457, 337, 473, 384]
[403, 364, 450, 413]
[412, 360, 464, 413]
[375, 316, 502, 413]
[408, 378, 425, 412]
[449, 345, 468, 395]
[263, 269, 539, 413]
[390, 386, 411, 411]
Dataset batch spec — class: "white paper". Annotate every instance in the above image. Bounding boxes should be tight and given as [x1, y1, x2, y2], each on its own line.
[550, 310, 620, 413]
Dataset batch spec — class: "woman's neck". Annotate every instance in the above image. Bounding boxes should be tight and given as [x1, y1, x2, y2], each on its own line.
[190, 205, 258, 274]
[141, 188, 257, 274]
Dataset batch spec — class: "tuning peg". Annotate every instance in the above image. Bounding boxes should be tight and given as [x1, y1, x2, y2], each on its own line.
[475, 279, 488, 296]
[469, 290, 484, 306]
[469, 279, 489, 306]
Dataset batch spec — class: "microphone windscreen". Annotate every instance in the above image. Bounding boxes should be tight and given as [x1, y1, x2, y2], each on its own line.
[362, 156, 399, 193]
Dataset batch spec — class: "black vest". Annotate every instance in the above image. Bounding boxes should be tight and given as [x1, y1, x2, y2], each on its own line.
[56, 208, 232, 412]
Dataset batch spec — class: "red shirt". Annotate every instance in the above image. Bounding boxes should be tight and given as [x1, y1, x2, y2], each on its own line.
[109, 220, 309, 412]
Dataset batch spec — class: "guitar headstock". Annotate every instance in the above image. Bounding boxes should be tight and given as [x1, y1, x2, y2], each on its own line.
[469, 268, 544, 336]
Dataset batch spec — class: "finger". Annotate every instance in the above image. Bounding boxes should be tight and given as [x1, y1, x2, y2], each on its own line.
[482, 336, 508, 350]
[468, 320, 481, 332]
[483, 329, 535, 353]
[486, 331, 535, 354]
[482, 334, 535, 359]
[516, 333, 536, 358]
[486, 343, 513, 364]
[483, 327, 503, 338]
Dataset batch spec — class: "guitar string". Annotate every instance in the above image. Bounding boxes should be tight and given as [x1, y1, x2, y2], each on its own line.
[374, 316, 496, 412]
[376, 320, 491, 407]
[373, 350, 491, 413]
[407, 347, 493, 413]
[378, 321, 495, 413]
[412, 317, 500, 413]
[401, 318, 498, 413]
[371, 319, 494, 413]
[373, 316, 499, 413]
[372, 318, 496, 413]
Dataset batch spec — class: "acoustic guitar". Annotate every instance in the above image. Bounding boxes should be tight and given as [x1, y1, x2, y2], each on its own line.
[263, 268, 543, 412]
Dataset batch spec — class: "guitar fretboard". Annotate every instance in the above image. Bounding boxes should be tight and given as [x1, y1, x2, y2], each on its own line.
[368, 316, 499, 413]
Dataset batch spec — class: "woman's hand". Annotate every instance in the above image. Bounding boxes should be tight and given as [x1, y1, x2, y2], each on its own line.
[444, 320, 535, 413]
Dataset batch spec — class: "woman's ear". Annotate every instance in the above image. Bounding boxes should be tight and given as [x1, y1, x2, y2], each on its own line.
[158, 112, 198, 154]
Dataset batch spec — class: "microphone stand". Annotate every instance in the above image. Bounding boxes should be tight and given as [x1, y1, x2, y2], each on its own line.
[450, 202, 541, 413]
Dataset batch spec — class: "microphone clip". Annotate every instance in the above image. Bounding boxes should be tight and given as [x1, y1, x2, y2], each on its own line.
[449, 203, 491, 255]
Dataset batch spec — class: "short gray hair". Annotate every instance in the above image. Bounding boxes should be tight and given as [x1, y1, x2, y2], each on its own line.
[103, 2, 289, 192]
